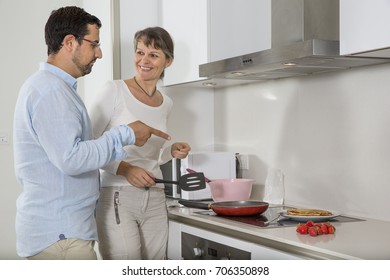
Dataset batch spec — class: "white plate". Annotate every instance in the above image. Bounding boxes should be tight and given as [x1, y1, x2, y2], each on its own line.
[280, 210, 341, 222]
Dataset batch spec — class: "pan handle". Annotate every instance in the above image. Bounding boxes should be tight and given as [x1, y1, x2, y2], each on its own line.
[178, 199, 210, 210]
[154, 178, 178, 184]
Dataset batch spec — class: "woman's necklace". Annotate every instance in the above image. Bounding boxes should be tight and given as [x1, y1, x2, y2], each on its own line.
[133, 76, 157, 97]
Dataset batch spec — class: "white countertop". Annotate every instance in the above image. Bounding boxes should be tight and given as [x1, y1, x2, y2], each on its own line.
[167, 200, 390, 259]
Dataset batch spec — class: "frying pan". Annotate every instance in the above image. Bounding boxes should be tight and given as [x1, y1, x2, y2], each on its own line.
[178, 199, 269, 216]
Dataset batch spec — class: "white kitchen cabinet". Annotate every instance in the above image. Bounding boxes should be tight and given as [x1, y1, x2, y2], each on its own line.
[340, 0, 390, 56]
[160, 0, 271, 86]
[167, 220, 182, 260]
[118, 0, 160, 79]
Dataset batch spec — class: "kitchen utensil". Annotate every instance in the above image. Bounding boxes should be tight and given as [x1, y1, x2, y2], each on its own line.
[186, 168, 211, 183]
[208, 179, 254, 202]
[178, 199, 269, 216]
[154, 172, 206, 191]
[264, 213, 282, 226]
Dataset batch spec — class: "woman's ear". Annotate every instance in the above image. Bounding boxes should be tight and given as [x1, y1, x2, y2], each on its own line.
[165, 58, 173, 68]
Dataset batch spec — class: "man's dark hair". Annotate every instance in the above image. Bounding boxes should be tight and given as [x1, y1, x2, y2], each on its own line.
[45, 6, 102, 55]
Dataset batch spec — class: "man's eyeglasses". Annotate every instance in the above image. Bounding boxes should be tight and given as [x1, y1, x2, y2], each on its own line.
[79, 37, 101, 50]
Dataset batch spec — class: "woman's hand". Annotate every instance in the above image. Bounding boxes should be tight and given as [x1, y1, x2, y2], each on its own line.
[116, 161, 156, 188]
[171, 142, 191, 159]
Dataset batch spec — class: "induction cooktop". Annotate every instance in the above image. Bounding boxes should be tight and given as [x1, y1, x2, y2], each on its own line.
[195, 205, 364, 229]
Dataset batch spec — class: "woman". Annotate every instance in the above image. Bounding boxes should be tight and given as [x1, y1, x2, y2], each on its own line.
[88, 27, 191, 259]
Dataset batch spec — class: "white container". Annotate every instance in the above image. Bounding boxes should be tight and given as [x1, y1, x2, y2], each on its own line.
[209, 178, 254, 202]
[263, 168, 285, 205]
[180, 152, 237, 200]
[161, 152, 237, 200]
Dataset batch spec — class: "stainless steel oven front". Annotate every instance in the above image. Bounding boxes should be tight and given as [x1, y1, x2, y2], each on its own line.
[181, 231, 251, 260]
[176, 222, 303, 260]
[179, 224, 253, 260]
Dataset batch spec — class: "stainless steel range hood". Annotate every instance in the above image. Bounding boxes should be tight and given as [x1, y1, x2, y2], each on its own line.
[199, 0, 390, 85]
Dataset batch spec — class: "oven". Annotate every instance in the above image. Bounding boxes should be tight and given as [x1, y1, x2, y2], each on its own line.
[171, 221, 303, 260]
[181, 227, 251, 260]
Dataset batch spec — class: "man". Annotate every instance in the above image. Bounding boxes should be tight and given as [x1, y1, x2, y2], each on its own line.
[13, 6, 170, 260]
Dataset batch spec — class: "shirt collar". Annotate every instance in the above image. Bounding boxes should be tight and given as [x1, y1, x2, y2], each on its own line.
[40, 62, 78, 90]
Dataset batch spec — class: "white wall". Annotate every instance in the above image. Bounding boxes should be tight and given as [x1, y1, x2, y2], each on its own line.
[162, 87, 215, 151]
[214, 63, 390, 222]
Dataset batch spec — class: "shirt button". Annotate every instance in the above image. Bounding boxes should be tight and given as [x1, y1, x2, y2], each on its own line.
[59, 234, 66, 240]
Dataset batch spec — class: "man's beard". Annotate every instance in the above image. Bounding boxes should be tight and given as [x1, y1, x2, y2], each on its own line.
[72, 55, 94, 77]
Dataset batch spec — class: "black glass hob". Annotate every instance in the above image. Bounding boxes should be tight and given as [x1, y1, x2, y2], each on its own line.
[195, 204, 364, 228]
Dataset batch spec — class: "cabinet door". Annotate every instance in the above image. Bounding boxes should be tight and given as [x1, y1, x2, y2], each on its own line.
[161, 0, 209, 86]
[340, 0, 390, 56]
[209, 0, 271, 61]
[167, 220, 182, 259]
[161, 0, 271, 86]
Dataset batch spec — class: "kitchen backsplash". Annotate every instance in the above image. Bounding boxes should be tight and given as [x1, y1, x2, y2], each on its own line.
[165, 62, 390, 222]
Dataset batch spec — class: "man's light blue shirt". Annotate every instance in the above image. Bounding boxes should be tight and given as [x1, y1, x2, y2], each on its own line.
[13, 62, 135, 257]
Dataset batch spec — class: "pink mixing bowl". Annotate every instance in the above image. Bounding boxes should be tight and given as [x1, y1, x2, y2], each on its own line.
[208, 179, 255, 202]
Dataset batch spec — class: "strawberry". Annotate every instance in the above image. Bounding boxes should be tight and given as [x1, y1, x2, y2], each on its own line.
[320, 224, 329, 234]
[308, 226, 318, 236]
[306, 220, 314, 227]
[327, 225, 336, 234]
[296, 224, 309, 234]
[314, 223, 322, 230]
[296, 222, 336, 236]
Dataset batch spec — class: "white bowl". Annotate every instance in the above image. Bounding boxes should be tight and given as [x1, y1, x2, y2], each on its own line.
[208, 178, 254, 202]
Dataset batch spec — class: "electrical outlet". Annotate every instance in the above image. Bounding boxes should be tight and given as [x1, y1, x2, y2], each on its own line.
[237, 154, 249, 170]
[0, 130, 9, 145]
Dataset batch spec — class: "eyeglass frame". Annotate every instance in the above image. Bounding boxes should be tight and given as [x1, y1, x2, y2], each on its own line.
[74, 35, 101, 49]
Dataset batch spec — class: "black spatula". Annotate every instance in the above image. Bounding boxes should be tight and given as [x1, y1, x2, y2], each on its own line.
[154, 172, 206, 191]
